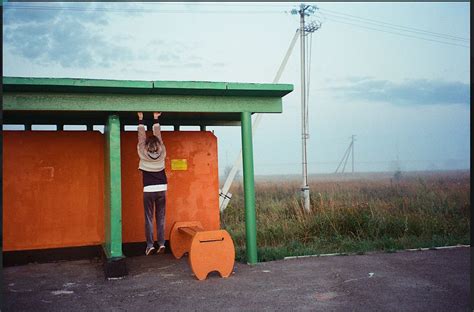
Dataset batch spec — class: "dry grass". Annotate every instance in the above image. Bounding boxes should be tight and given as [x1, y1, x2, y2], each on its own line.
[222, 171, 470, 262]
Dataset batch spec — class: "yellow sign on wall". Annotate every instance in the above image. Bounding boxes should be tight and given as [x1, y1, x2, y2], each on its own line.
[171, 159, 188, 171]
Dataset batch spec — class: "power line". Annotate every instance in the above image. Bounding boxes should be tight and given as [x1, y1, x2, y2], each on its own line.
[319, 8, 469, 42]
[121, 1, 472, 44]
[157, 0, 468, 46]
[5, 3, 469, 48]
[321, 11, 469, 43]
[305, 31, 314, 143]
[3, 4, 284, 14]
[320, 11, 469, 44]
[4, 3, 469, 43]
[183, 3, 469, 43]
[323, 16, 470, 48]
[32, 2, 465, 43]
[5, 3, 468, 44]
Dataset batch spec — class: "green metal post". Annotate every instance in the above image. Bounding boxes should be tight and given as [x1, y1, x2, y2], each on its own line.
[103, 115, 124, 259]
[241, 112, 258, 264]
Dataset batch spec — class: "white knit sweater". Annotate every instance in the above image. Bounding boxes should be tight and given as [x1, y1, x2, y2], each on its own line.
[137, 123, 166, 172]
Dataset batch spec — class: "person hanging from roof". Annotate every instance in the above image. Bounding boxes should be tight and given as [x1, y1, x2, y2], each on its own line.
[137, 112, 168, 256]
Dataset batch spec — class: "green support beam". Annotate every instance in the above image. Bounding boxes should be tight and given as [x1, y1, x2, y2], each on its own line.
[241, 112, 258, 264]
[103, 114, 124, 260]
[3, 93, 283, 113]
[3, 111, 243, 127]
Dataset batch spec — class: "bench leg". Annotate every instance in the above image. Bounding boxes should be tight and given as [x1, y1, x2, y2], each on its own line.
[170, 221, 203, 259]
[189, 230, 235, 281]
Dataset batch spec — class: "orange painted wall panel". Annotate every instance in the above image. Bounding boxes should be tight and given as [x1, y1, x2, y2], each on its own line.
[121, 131, 220, 243]
[3, 131, 105, 251]
[3, 130, 220, 251]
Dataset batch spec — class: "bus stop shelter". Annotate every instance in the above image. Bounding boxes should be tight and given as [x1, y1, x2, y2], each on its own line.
[2, 77, 293, 277]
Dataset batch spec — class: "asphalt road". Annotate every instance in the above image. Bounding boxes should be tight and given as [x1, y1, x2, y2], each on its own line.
[3, 247, 470, 311]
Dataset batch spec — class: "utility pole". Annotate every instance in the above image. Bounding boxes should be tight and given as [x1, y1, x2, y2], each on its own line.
[292, 4, 320, 213]
[335, 135, 356, 174]
[351, 134, 355, 173]
[299, 4, 309, 213]
[219, 4, 321, 214]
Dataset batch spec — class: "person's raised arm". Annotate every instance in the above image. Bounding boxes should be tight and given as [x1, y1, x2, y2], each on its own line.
[137, 112, 146, 146]
[152, 112, 163, 142]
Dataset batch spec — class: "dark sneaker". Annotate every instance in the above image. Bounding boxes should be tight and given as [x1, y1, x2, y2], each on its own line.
[157, 245, 165, 254]
[145, 246, 156, 255]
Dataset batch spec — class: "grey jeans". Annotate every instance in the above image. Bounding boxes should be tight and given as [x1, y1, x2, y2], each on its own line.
[143, 191, 166, 248]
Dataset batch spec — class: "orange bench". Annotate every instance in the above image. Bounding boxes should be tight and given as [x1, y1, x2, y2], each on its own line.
[170, 221, 235, 280]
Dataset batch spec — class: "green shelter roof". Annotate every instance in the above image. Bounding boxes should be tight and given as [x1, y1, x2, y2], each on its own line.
[3, 77, 293, 97]
[3, 77, 294, 126]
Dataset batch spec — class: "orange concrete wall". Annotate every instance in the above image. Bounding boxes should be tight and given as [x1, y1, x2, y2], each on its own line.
[3, 131, 105, 251]
[3, 130, 220, 251]
[121, 131, 220, 243]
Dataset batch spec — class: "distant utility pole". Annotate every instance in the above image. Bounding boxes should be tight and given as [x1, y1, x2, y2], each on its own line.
[351, 134, 355, 173]
[335, 135, 356, 174]
[292, 4, 321, 213]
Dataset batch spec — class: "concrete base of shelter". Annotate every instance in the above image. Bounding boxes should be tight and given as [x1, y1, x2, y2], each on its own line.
[2, 241, 172, 269]
[102, 254, 128, 279]
[3, 245, 129, 279]
[3, 245, 101, 267]
[122, 240, 170, 257]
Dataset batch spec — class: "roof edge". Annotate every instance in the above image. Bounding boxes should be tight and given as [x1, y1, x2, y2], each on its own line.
[3, 77, 293, 97]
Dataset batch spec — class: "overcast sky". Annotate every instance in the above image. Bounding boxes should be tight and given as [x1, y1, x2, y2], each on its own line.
[3, 2, 470, 175]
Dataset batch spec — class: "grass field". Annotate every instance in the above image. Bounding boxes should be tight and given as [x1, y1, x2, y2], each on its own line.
[221, 170, 470, 262]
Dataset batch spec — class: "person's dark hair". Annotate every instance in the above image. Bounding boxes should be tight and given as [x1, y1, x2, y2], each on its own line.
[145, 135, 161, 153]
